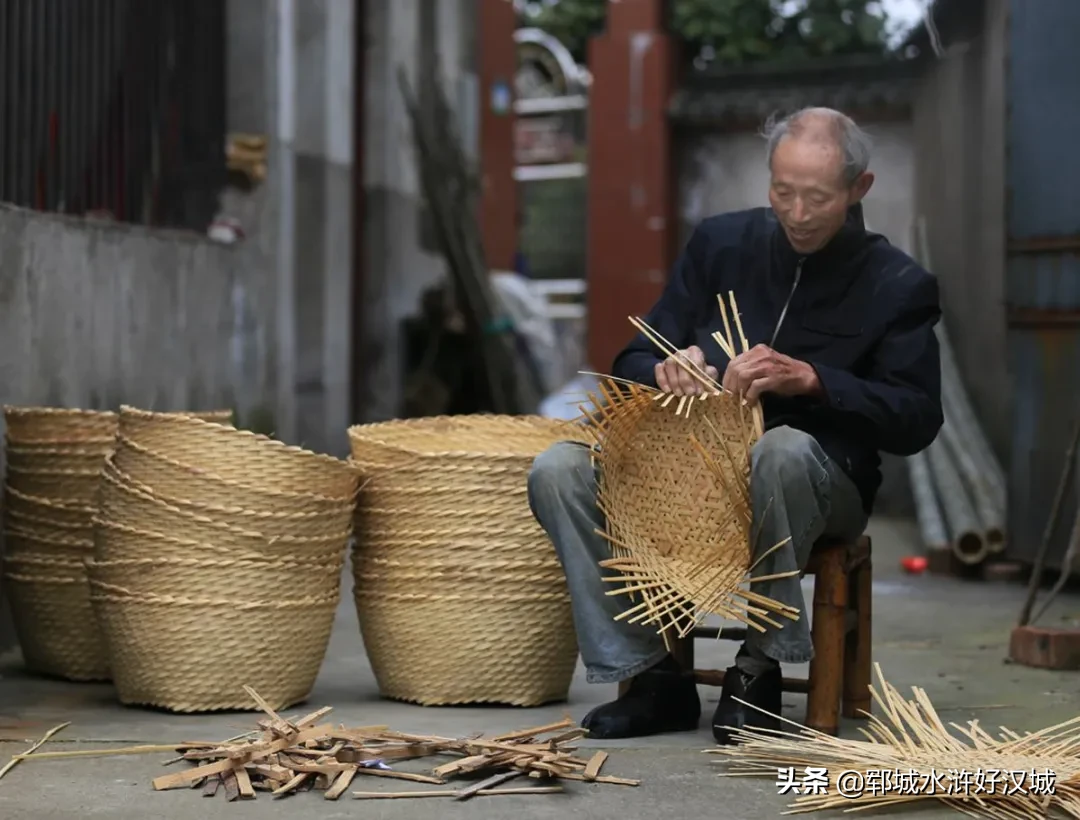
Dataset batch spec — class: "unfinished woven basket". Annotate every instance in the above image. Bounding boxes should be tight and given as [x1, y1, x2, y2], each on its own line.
[87, 574, 338, 712]
[578, 300, 800, 639]
[1, 545, 108, 681]
[346, 414, 587, 707]
[111, 435, 355, 514]
[117, 406, 360, 500]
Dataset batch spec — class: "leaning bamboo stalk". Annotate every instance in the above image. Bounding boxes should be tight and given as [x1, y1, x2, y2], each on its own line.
[906, 449, 949, 553]
[925, 435, 989, 565]
[939, 402, 1006, 552]
[913, 216, 1007, 514]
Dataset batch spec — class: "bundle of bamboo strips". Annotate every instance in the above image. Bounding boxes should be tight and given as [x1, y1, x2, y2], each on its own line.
[709, 663, 1077, 818]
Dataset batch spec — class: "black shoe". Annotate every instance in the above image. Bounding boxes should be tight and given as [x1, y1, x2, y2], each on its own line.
[711, 664, 782, 745]
[580, 657, 701, 739]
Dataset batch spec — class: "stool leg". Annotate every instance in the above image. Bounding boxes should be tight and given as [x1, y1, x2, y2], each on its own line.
[806, 550, 848, 735]
[842, 560, 872, 719]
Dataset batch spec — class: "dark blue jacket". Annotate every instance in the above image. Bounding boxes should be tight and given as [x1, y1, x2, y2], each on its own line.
[611, 204, 943, 514]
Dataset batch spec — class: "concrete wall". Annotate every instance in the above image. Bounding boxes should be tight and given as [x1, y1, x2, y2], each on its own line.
[358, 0, 478, 422]
[675, 121, 918, 514]
[910, 0, 1009, 463]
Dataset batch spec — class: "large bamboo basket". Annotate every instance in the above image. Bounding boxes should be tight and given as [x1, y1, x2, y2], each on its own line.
[102, 456, 353, 540]
[97, 462, 351, 558]
[2, 405, 233, 444]
[4, 467, 102, 505]
[346, 414, 588, 707]
[577, 298, 800, 640]
[87, 574, 338, 712]
[117, 406, 361, 500]
[1, 550, 108, 681]
[2, 485, 96, 535]
[91, 518, 345, 565]
[85, 553, 345, 602]
[111, 435, 355, 515]
[3, 407, 118, 443]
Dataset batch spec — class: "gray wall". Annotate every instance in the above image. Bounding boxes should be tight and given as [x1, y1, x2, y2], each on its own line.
[358, 0, 478, 422]
[911, 0, 1009, 463]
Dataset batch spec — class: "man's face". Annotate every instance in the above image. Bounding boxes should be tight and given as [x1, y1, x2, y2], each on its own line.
[767, 136, 872, 255]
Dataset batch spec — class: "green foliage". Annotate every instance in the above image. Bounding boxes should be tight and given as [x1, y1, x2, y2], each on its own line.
[521, 0, 891, 68]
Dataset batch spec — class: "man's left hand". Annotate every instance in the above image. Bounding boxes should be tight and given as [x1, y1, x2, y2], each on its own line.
[721, 344, 823, 404]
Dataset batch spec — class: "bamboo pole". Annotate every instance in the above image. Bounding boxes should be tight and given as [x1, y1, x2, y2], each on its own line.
[925, 435, 988, 565]
[905, 449, 949, 553]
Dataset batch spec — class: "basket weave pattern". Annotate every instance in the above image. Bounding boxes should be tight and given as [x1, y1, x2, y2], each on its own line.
[579, 379, 799, 639]
[348, 414, 587, 707]
[84, 406, 361, 712]
[0, 406, 233, 682]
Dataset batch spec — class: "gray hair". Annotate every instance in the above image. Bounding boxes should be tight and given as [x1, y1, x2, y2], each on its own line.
[762, 107, 873, 186]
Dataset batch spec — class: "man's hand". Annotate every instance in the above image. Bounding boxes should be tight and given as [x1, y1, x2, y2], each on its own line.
[654, 345, 719, 396]
[722, 344, 823, 404]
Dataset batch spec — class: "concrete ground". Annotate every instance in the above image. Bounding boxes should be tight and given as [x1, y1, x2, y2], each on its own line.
[1, 516, 1078, 819]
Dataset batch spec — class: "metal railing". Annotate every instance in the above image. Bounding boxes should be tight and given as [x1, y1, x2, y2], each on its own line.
[0, 0, 227, 231]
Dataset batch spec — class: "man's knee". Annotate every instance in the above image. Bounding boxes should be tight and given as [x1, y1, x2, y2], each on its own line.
[527, 440, 596, 505]
[750, 426, 822, 491]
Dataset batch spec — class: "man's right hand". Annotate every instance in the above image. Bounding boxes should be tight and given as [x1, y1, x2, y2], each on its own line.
[654, 345, 719, 396]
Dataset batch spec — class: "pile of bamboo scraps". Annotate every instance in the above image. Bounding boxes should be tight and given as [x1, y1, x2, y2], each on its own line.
[709, 664, 1080, 818]
[155, 704, 636, 802]
[2, 690, 637, 803]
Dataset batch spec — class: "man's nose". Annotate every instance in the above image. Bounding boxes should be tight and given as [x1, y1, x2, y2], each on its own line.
[790, 198, 812, 225]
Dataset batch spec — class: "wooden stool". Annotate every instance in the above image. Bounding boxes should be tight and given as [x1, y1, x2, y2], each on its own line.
[621, 534, 872, 736]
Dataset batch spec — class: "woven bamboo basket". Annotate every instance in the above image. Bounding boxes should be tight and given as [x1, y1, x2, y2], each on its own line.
[117, 406, 360, 500]
[1, 551, 108, 681]
[91, 518, 346, 565]
[85, 553, 344, 600]
[5, 447, 110, 473]
[345, 414, 586, 707]
[4, 467, 102, 505]
[3, 407, 118, 443]
[577, 298, 800, 639]
[4, 437, 116, 455]
[2, 485, 96, 532]
[97, 462, 351, 558]
[2, 405, 233, 444]
[111, 435, 356, 514]
[3, 528, 94, 559]
[87, 574, 338, 712]
[103, 457, 353, 540]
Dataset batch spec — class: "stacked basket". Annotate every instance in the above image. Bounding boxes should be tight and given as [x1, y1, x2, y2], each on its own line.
[86, 406, 361, 712]
[0, 406, 233, 681]
[347, 414, 585, 707]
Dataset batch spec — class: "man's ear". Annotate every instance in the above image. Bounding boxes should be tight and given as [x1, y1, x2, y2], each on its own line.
[849, 171, 875, 203]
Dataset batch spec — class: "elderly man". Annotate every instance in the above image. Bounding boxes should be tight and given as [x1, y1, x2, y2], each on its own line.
[527, 107, 943, 745]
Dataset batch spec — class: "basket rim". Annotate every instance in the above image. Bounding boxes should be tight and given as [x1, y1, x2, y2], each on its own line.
[111, 436, 359, 504]
[4, 525, 95, 548]
[119, 405, 356, 477]
[3, 405, 118, 420]
[346, 414, 582, 460]
[98, 468, 352, 545]
[91, 516, 347, 560]
[2, 484, 97, 512]
[102, 455, 355, 524]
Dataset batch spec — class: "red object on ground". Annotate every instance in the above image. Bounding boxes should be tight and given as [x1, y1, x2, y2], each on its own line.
[901, 556, 928, 574]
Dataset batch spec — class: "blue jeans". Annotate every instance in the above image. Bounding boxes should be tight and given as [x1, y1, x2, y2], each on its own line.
[526, 425, 868, 684]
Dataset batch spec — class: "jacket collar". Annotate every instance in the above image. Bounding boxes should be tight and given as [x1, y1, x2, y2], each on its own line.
[770, 203, 871, 281]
